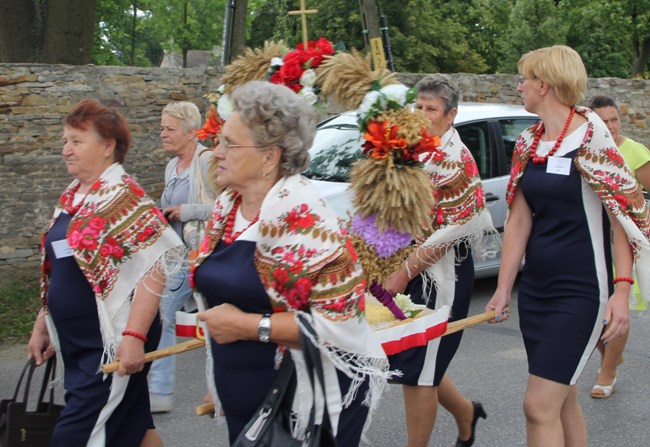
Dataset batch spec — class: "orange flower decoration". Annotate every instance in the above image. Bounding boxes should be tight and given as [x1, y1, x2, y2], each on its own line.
[414, 130, 442, 160]
[362, 120, 408, 160]
[196, 107, 224, 143]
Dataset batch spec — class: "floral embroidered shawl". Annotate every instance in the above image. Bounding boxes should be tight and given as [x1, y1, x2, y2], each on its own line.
[417, 127, 499, 309]
[192, 174, 389, 437]
[506, 106, 650, 301]
[40, 163, 184, 365]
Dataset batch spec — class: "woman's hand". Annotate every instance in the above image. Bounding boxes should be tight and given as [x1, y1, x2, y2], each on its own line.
[485, 288, 511, 323]
[27, 316, 55, 366]
[385, 267, 410, 296]
[115, 336, 146, 376]
[601, 287, 630, 344]
[198, 303, 251, 344]
[163, 205, 181, 222]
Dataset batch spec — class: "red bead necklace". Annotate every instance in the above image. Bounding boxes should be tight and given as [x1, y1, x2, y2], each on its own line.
[222, 195, 260, 245]
[530, 107, 575, 165]
[62, 183, 84, 215]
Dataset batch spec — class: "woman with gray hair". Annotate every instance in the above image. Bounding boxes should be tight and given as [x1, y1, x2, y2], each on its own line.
[149, 101, 216, 413]
[384, 74, 496, 447]
[194, 80, 389, 445]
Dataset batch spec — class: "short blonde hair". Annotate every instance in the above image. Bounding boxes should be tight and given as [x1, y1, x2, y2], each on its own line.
[518, 45, 587, 106]
[161, 101, 202, 134]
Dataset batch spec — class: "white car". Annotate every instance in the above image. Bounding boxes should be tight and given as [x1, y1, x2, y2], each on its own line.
[305, 103, 539, 278]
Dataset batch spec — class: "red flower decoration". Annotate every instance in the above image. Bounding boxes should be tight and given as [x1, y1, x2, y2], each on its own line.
[362, 120, 408, 160]
[196, 107, 224, 142]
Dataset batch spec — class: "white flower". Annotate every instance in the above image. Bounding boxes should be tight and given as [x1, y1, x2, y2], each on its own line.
[298, 86, 318, 105]
[216, 84, 226, 94]
[270, 57, 284, 67]
[356, 90, 381, 121]
[299, 69, 317, 88]
[217, 94, 233, 120]
[380, 84, 410, 106]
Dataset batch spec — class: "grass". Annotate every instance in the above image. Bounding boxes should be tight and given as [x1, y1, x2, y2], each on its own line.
[0, 279, 41, 345]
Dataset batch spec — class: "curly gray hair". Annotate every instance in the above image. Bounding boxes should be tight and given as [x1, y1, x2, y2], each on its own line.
[230, 81, 316, 176]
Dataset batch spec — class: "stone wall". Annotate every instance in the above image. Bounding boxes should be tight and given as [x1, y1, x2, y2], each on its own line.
[1, 63, 649, 283]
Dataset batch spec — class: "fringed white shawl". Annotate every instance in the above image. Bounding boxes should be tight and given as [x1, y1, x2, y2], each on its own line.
[193, 174, 390, 438]
[40, 163, 185, 368]
[417, 127, 499, 309]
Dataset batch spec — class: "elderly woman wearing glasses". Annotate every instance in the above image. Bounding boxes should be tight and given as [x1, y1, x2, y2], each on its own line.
[193, 80, 389, 445]
[149, 101, 216, 413]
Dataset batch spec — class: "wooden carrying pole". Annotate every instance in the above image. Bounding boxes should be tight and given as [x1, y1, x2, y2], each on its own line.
[102, 309, 504, 375]
[192, 308, 503, 417]
[101, 338, 204, 374]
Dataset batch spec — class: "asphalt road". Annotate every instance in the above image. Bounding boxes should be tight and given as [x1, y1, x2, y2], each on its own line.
[2, 276, 649, 446]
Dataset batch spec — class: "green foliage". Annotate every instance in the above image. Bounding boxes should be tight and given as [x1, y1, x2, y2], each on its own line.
[496, 0, 568, 73]
[64, 0, 650, 76]
[0, 280, 41, 344]
[93, 0, 225, 67]
[565, 0, 632, 78]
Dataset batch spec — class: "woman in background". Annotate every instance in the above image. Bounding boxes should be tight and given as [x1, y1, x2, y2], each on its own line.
[588, 95, 650, 398]
[149, 101, 215, 413]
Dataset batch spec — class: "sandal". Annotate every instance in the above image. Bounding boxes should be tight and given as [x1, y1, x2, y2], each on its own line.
[591, 375, 617, 399]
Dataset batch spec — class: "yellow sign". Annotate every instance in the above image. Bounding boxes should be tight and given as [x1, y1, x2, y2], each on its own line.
[370, 37, 387, 69]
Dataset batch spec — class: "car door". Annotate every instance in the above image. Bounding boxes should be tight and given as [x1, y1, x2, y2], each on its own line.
[456, 117, 538, 277]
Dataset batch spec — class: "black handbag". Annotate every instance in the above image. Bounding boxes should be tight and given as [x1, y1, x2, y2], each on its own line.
[0, 356, 64, 447]
[232, 314, 337, 446]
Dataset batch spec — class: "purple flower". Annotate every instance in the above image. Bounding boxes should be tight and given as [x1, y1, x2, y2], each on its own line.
[350, 214, 412, 258]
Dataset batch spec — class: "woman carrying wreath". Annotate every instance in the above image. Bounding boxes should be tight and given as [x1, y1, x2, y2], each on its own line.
[27, 100, 183, 446]
[383, 74, 497, 447]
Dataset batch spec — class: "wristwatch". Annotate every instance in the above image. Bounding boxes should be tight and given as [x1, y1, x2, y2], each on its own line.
[258, 313, 271, 343]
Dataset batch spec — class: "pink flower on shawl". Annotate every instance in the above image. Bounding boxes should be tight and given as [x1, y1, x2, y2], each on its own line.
[285, 204, 316, 232]
[613, 193, 630, 210]
[273, 268, 290, 286]
[286, 277, 313, 309]
[475, 187, 485, 207]
[605, 148, 625, 166]
[88, 216, 107, 231]
[79, 227, 99, 250]
[136, 226, 155, 242]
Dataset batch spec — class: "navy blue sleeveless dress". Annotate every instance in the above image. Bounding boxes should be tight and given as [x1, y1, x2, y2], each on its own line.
[45, 213, 161, 446]
[194, 237, 369, 446]
[518, 141, 612, 385]
[389, 243, 474, 386]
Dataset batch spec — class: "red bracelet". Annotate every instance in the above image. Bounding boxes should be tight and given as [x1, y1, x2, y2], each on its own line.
[122, 330, 147, 342]
[613, 276, 635, 285]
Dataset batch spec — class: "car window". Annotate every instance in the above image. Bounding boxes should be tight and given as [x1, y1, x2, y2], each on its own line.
[304, 124, 362, 182]
[457, 122, 491, 179]
[500, 118, 538, 171]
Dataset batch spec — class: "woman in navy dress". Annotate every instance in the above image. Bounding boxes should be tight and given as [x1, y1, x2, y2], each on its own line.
[384, 74, 495, 447]
[487, 46, 650, 446]
[28, 100, 182, 447]
[193, 81, 389, 445]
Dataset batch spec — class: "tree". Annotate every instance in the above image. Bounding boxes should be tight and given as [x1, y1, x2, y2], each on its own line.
[497, 0, 568, 73]
[0, 0, 96, 64]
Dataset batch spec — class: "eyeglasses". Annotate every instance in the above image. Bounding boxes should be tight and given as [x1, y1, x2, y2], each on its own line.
[217, 135, 268, 152]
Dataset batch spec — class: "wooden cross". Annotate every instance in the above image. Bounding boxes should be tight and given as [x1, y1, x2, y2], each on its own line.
[288, 0, 318, 50]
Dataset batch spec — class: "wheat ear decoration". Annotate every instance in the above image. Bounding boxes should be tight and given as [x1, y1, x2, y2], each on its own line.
[316, 49, 399, 110]
[221, 41, 289, 93]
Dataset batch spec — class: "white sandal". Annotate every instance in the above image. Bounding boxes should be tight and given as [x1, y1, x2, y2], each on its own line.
[591, 375, 617, 399]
